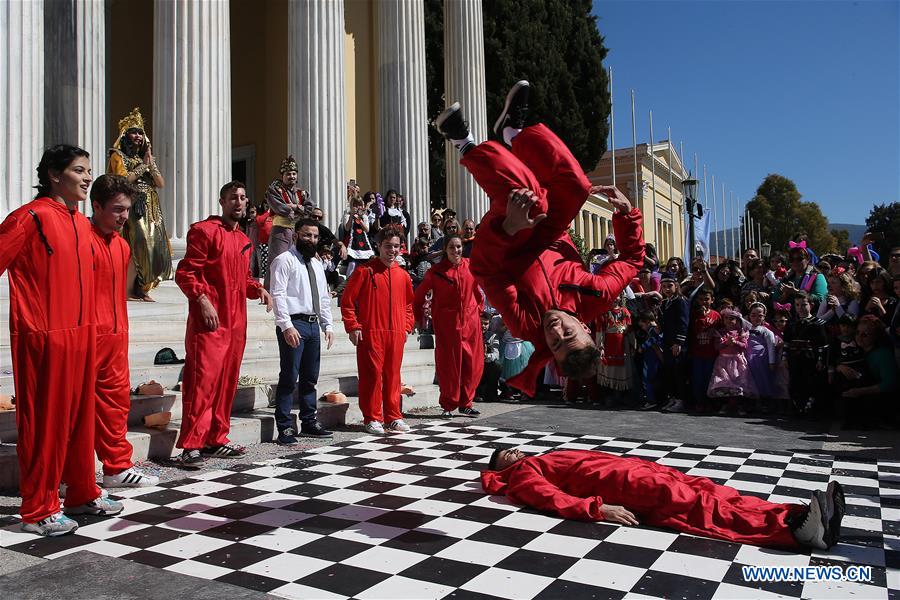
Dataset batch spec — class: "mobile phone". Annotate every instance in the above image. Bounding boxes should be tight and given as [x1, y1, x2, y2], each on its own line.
[870, 231, 885, 241]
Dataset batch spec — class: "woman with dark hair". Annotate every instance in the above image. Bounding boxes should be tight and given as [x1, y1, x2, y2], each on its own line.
[1, 145, 124, 536]
[413, 234, 485, 417]
[839, 316, 898, 429]
[107, 107, 172, 301]
[773, 246, 827, 307]
[862, 268, 897, 328]
[379, 188, 411, 241]
[712, 260, 744, 305]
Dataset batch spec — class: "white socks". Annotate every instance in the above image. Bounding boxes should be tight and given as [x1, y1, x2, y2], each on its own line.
[503, 126, 522, 146]
[452, 133, 475, 154]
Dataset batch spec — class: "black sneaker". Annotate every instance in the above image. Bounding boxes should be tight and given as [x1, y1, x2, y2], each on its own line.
[493, 80, 530, 139]
[458, 406, 481, 417]
[825, 481, 845, 548]
[201, 444, 247, 458]
[439, 410, 453, 418]
[175, 449, 206, 469]
[300, 422, 333, 439]
[434, 102, 470, 142]
[277, 428, 299, 445]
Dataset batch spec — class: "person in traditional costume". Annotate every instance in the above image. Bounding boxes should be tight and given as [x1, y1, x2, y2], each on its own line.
[107, 107, 173, 301]
[2, 145, 124, 536]
[265, 154, 311, 288]
[434, 80, 644, 397]
[484, 448, 845, 551]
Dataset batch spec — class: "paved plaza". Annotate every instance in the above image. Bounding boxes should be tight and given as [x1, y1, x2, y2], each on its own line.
[1, 409, 897, 600]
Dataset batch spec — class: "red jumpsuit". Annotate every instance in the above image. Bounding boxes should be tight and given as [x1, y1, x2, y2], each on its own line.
[91, 224, 134, 475]
[341, 259, 414, 424]
[0, 198, 101, 522]
[482, 449, 803, 549]
[175, 217, 262, 450]
[413, 257, 484, 411]
[463, 124, 645, 395]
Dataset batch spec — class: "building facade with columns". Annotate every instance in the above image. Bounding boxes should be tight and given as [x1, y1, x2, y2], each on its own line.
[581, 141, 687, 263]
[1, 0, 489, 241]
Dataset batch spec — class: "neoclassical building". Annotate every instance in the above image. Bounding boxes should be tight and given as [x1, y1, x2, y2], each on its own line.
[1, 0, 489, 241]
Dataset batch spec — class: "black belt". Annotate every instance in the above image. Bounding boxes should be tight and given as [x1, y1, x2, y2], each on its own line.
[290, 313, 318, 323]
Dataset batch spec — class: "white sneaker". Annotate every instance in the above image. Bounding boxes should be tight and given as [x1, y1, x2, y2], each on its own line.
[21, 512, 79, 537]
[59, 484, 108, 499]
[64, 495, 124, 517]
[364, 421, 385, 435]
[103, 467, 159, 488]
[387, 419, 411, 433]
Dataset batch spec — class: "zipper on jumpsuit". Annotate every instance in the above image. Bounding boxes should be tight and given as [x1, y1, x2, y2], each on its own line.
[71, 212, 84, 326]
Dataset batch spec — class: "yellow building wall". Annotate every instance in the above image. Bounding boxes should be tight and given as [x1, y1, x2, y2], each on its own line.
[345, 0, 378, 194]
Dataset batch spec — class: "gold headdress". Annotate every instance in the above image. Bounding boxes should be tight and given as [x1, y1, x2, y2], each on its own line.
[112, 107, 150, 150]
[280, 154, 298, 174]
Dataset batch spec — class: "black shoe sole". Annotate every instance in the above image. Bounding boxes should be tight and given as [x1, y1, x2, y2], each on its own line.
[299, 432, 333, 438]
[493, 80, 529, 137]
[435, 102, 467, 140]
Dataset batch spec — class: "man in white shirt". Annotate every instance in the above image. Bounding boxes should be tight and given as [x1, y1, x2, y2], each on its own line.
[270, 219, 336, 443]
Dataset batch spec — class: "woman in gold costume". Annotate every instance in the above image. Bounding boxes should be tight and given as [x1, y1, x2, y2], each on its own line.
[107, 107, 173, 300]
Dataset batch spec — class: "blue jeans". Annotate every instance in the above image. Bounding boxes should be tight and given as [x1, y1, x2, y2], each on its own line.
[275, 320, 320, 433]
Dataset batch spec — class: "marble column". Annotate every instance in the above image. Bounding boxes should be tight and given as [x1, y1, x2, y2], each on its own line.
[443, 0, 487, 222]
[288, 0, 346, 233]
[591, 214, 600, 251]
[153, 0, 232, 239]
[376, 0, 430, 231]
[76, 0, 106, 178]
[1, 0, 44, 216]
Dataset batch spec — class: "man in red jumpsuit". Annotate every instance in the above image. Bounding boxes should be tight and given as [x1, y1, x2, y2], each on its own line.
[1, 145, 123, 536]
[174, 181, 272, 468]
[341, 227, 415, 436]
[484, 447, 846, 551]
[435, 81, 644, 396]
[89, 175, 160, 488]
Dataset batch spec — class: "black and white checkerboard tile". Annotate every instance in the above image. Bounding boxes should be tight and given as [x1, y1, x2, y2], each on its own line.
[2, 422, 898, 599]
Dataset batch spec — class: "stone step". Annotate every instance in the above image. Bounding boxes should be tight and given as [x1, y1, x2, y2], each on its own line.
[0, 384, 442, 490]
[0, 362, 440, 442]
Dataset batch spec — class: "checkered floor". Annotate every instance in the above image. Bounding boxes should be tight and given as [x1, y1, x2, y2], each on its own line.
[2, 422, 898, 599]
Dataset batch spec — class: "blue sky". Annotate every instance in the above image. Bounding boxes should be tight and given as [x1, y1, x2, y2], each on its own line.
[591, 0, 899, 226]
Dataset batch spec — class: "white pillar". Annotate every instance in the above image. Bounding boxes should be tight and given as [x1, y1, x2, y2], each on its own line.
[1, 0, 44, 216]
[76, 0, 106, 183]
[443, 0, 487, 222]
[288, 0, 346, 233]
[376, 0, 430, 231]
[153, 0, 232, 239]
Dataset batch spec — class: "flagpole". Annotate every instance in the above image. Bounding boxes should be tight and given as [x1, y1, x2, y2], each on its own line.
[730, 191, 737, 259]
[707, 167, 718, 263]
[631, 90, 638, 209]
[721, 182, 728, 261]
[609, 66, 616, 187]
[692, 152, 698, 257]
[667, 126, 675, 253]
[649, 110, 658, 256]
[757, 222, 762, 254]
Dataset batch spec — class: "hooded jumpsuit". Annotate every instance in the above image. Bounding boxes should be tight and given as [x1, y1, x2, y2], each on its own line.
[413, 257, 484, 411]
[463, 124, 645, 395]
[482, 449, 804, 548]
[175, 216, 263, 450]
[0, 198, 101, 523]
[340, 259, 414, 424]
[91, 224, 135, 475]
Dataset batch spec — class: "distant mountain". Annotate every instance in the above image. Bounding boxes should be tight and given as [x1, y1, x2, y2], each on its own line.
[830, 223, 866, 244]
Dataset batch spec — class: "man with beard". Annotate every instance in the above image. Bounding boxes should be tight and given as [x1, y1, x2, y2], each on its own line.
[269, 219, 336, 443]
[174, 182, 273, 468]
[265, 155, 311, 288]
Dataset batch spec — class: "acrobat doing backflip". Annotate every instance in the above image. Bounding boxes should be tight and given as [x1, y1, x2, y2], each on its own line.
[435, 81, 644, 396]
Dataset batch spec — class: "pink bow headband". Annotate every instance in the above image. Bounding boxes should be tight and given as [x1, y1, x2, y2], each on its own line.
[788, 240, 807, 249]
[773, 302, 792, 312]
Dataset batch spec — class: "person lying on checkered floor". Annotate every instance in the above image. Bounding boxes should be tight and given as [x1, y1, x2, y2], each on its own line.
[484, 447, 845, 551]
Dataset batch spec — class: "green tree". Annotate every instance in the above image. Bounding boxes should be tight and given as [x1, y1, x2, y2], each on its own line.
[425, 0, 611, 209]
[864, 202, 900, 264]
[746, 174, 842, 254]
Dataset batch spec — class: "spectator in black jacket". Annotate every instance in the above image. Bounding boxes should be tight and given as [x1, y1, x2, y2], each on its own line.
[645, 273, 690, 412]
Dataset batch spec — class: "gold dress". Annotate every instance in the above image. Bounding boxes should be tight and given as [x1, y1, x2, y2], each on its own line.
[107, 150, 173, 294]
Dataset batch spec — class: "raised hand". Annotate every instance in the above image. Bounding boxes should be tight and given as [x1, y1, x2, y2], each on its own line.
[502, 188, 547, 236]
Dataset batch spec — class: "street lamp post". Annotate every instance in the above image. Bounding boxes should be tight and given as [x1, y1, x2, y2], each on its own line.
[683, 175, 700, 258]
[761, 241, 772, 261]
